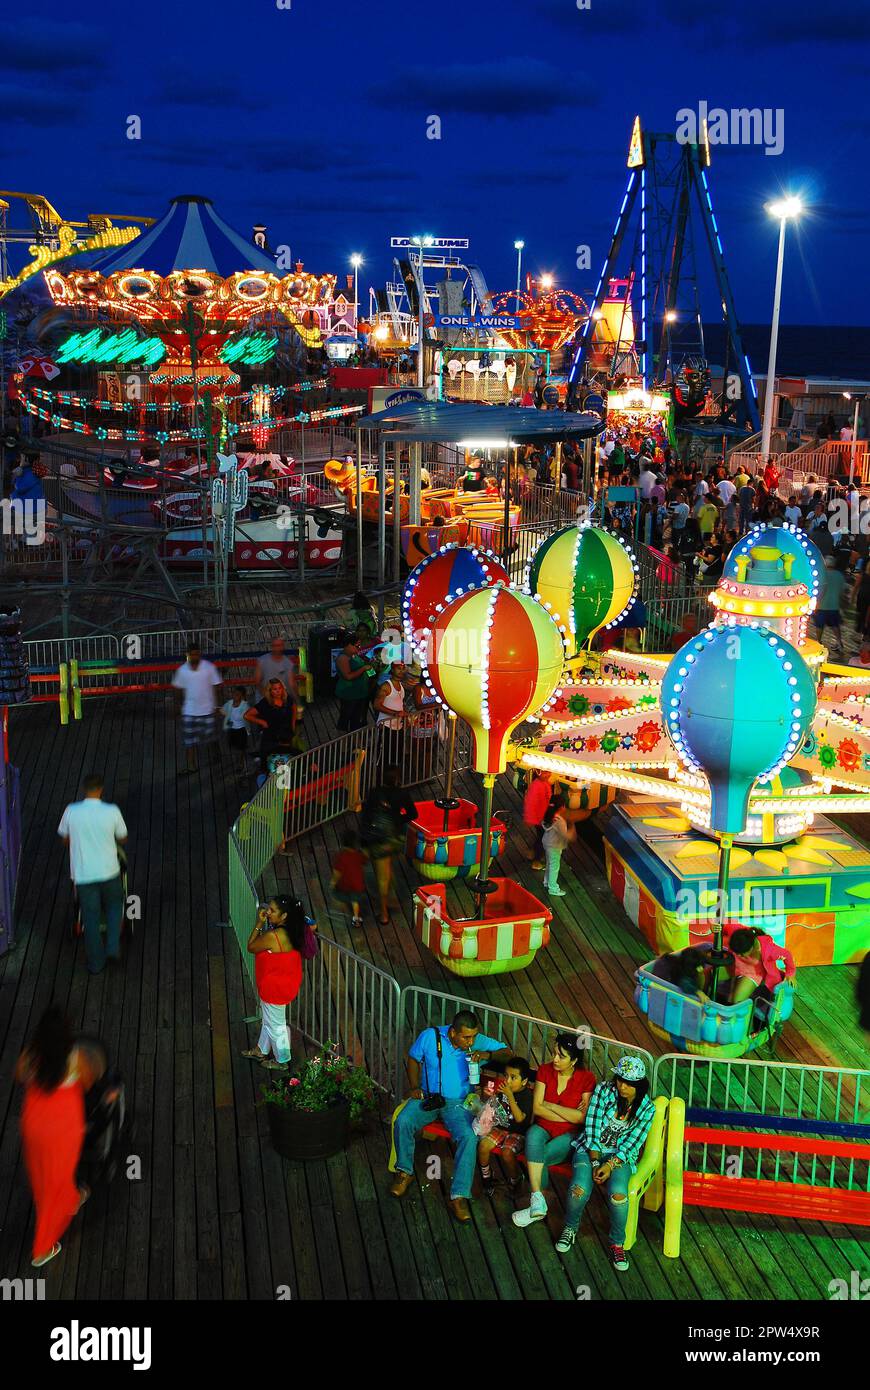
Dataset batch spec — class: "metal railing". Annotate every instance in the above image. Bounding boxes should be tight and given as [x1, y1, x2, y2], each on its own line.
[24, 634, 120, 671]
[653, 1053, 870, 1192]
[21, 608, 352, 673]
[228, 829, 259, 994]
[0, 764, 22, 956]
[228, 773, 288, 988]
[399, 986, 655, 1099]
[287, 936, 402, 1096]
[643, 593, 713, 651]
[282, 727, 378, 842]
[280, 712, 473, 842]
[234, 772, 287, 883]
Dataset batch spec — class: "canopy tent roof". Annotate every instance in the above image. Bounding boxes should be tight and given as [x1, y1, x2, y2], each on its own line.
[83, 195, 278, 278]
[354, 400, 604, 444]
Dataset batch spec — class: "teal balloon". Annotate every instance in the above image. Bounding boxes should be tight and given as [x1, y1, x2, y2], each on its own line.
[723, 524, 824, 600]
[661, 624, 817, 834]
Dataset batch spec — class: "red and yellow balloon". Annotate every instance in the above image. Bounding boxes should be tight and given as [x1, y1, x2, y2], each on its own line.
[424, 584, 565, 775]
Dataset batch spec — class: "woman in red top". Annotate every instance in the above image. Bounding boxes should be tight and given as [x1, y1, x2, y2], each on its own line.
[17, 1005, 101, 1266]
[243, 896, 306, 1071]
[512, 1034, 595, 1228]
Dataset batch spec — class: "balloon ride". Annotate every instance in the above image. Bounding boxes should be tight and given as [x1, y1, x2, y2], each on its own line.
[404, 552, 567, 976]
[527, 525, 637, 656]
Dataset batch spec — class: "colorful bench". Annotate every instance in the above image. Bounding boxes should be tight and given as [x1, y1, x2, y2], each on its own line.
[664, 1096, 870, 1256]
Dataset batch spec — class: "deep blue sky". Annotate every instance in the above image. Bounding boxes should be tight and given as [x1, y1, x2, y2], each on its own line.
[2, 0, 869, 326]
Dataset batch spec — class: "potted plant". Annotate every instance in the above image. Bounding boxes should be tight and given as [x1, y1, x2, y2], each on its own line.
[261, 1042, 378, 1160]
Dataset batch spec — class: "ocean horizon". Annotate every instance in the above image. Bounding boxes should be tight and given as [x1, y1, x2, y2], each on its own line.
[699, 324, 870, 382]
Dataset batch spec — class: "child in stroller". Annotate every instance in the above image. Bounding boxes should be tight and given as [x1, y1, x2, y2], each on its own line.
[75, 1037, 129, 1186]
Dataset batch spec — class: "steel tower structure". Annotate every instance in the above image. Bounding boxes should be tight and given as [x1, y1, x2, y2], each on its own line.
[569, 117, 760, 432]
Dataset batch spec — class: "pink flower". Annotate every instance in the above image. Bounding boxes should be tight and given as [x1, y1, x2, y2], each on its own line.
[289, 1077, 301, 1086]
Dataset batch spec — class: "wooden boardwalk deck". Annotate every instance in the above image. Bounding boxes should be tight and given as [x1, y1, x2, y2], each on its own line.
[0, 690, 868, 1302]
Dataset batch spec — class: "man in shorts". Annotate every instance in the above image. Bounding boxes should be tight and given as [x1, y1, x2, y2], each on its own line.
[171, 643, 222, 773]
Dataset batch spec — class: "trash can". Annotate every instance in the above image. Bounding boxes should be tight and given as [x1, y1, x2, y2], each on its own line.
[0, 609, 30, 703]
[307, 622, 349, 699]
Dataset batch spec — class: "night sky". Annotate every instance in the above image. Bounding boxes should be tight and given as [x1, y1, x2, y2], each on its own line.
[2, 0, 869, 327]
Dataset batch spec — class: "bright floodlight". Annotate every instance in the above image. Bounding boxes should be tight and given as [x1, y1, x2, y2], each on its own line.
[766, 195, 803, 220]
[540, 273, 554, 289]
[373, 323, 389, 340]
[514, 239, 525, 250]
[665, 309, 678, 322]
[350, 253, 363, 267]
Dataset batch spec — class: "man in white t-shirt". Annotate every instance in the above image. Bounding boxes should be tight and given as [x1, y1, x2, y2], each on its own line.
[716, 477, 737, 507]
[783, 496, 802, 527]
[638, 463, 657, 501]
[58, 773, 128, 974]
[172, 643, 222, 772]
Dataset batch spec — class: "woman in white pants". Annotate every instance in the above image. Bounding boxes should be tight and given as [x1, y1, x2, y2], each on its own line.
[541, 795, 576, 898]
[242, 897, 305, 1070]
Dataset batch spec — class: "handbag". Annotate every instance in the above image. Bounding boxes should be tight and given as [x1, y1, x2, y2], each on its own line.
[300, 917, 318, 960]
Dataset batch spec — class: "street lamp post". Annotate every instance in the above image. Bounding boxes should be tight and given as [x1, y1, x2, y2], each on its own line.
[761, 196, 803, 460]
[664, 308, 677, 381]
[350, 253, 362, 338]
[514, 240, 524, 311]
[411, 236, 433, 390]
[843, 392, 864, 485]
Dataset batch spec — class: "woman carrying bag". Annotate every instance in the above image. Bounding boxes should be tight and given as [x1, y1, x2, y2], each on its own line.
[16, 1005, 102, 1267]
[242, 896, 311, 1071]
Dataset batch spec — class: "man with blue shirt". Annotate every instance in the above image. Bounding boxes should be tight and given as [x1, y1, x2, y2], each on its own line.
[390, 1010, 509, 1221]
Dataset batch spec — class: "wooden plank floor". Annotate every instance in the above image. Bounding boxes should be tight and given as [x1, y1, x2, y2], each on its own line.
[0, 693, 868, 1302]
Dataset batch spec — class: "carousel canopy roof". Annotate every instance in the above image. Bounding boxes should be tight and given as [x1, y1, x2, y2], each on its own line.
[354, 400, 604, 444]
[83, 195, 278, 278]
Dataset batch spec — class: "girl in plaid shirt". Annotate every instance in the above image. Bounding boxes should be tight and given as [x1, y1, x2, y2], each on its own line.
[554, 1055, 656, 1271]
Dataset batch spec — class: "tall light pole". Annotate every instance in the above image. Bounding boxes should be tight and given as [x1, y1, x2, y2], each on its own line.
[411, 235, 433, 389]
[514, 240, 524, 310]
[843, 392, 865, 485]
[350, 253, 362, 339]
[761, 195, 803, 459]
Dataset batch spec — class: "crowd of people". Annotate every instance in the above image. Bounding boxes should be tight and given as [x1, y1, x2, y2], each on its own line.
[593, 422, 870, 662]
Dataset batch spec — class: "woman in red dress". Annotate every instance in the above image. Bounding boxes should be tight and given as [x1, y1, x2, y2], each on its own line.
[17, 1005, 97, 1267]
[241, 896, 306, 1071]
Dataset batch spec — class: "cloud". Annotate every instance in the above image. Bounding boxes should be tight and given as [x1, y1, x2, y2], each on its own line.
[367, 58, 597, 116]
[466, 169, 566, 186]
[150, 64, 240, 108]
[130, 134, 363, 176]
[0, 85, 80, 124]
[537, 0, 646, 33]
[280, 193, 417, 215]
[655, 0, 870, 42]
[0, 20, 106, 73]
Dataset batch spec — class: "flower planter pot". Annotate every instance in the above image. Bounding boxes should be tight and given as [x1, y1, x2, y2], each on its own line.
[266, 1095, 351, 1160]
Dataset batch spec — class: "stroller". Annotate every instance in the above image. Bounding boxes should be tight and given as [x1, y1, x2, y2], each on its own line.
[71, 847, 129, 941]
[76, 1037, 130, 1186]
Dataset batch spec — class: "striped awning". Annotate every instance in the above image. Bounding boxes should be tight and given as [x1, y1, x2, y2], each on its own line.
[354, 400, 603, 444]
[84, 196, 278, 278]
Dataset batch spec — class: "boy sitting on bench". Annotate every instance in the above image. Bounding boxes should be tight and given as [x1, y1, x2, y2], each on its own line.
[471, 1058, 534, 1196]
